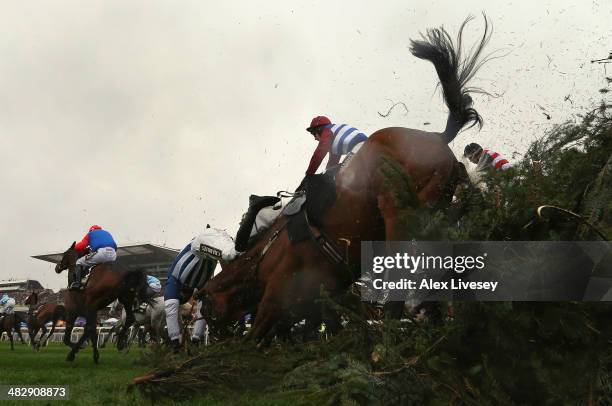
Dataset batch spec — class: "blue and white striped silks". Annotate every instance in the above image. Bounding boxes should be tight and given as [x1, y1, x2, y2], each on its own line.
[169, 244, 217, 290]
[328, 124, 368, 155]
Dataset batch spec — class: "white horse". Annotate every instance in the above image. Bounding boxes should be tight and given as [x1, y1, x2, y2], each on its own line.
[101, 297, 196, 349]
[101, 297, 166, 349]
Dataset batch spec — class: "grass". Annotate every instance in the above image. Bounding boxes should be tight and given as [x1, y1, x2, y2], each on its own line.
[0, 341, 294, 406]
[0, 341, 150, 405]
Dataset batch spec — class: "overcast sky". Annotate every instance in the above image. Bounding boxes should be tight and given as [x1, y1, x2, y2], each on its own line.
[0, 0, 609, 291]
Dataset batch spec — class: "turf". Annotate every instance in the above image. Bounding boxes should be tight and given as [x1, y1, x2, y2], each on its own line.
[0, 341, 243, 406]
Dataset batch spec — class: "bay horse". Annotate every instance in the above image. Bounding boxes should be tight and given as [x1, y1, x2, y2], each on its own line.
[54, 242, 150, 362]
[203, 16, 490, 343]
[0, 313, 26, 350]
[24, 291, 66, 350]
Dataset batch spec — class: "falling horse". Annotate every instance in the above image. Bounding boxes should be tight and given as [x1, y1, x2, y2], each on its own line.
[100, 297, 167, 349]
[54, 242, 150, 362]
[24, 291, 66, 350]
[203, 16, 490, 343]
[0, 313, 26, 350]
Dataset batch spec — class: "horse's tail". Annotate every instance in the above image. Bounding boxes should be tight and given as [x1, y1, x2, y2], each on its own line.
[409, 14, 491, 144]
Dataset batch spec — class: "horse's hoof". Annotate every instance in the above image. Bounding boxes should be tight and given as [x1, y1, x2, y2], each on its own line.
[66, 352, 75, 362]
[93, 355, 100, 364]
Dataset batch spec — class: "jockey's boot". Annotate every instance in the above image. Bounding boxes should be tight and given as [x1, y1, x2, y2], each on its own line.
[170, 338, 181, 354]
[248, 194, 281, 209]
[235, 195, 281, 251]
[69, 266, 84, 291]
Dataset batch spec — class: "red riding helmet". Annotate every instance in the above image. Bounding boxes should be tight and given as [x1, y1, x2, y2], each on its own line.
[306, 116, 331, 132]
[89, 225, 102, 232]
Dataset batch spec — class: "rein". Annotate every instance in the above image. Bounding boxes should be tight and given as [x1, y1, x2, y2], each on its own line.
[247, 220, 288, 279]
[233, 219, 289, 308]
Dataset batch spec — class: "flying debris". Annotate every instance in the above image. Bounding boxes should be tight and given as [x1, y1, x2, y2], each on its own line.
[537, 104, 552, 120]
[378, 99, 409, 118]
[591, 52, 612, 64]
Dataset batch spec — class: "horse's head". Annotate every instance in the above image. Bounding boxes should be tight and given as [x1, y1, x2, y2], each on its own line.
[55, 242, 79, 274]
[201, 258, 260, 329]
[24, 291, 38, 305]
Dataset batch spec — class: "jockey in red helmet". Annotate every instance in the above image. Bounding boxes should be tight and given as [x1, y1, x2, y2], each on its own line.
[305, 116, 368, 175]
[70, 225, 118, 290]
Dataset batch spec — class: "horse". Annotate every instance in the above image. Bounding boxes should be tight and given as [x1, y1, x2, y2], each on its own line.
[0, 313, 27, 350]
[203, 16, 490, 343]
[100, 297, 167, 349]
[54, 242, 150, 362]
[24, 291, 66, 350]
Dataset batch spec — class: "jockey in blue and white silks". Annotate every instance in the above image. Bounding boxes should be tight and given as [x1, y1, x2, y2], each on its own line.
[164, 231, 223, 348]
[146, 275, 162, 296]
[0, 294, 16, 315]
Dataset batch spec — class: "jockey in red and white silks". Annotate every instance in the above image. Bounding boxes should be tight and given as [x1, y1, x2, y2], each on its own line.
[305, 116, 368, 175]
[464, 143, 513, 173]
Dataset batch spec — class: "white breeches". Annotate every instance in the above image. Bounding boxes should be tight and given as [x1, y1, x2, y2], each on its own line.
[164, 298, 181, 342]
[76, 247, 117, 267]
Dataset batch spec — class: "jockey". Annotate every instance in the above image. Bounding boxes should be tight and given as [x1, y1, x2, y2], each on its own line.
[131, 275, 163, 313]
[146, 275, 162, 297]
[464, 143, 513, 173]
[0, 294, 16, 315]
[164, 232, 218, 351]
[71, 225, 118, 291]
[305, 116, 368, 176]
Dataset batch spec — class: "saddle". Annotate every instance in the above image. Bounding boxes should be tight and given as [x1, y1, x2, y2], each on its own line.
[283, 172, 346, 265]
[284, 171, 336, 224]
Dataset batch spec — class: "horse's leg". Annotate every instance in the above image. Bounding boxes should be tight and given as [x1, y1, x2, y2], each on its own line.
[14, 320, 26, 345]
[67, 320, 91, 362]
[100, 325, 114, 348]
[117, 307, 136, 351]
[8, 329, 14, 350]
[63, 316, 80, 361]
[43, 320, 57, 347]
[87, 315, 100, 363]
[29, 325, 39, 350]
[248, 295, 282, 345]
[138, 327, 146, 348]
[125, 326, 135, 352]
[38, 322, 50, 349]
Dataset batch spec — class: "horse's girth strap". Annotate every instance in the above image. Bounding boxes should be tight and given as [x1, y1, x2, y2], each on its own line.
[304, 212, 348, 266]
